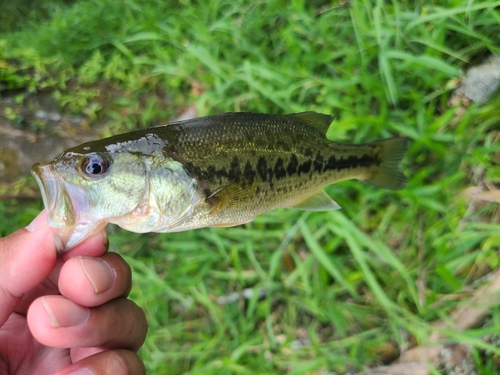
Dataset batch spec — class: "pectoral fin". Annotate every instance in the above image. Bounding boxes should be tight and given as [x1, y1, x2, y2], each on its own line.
[207, 178, 258, 214]
[287, 189, 341, 211]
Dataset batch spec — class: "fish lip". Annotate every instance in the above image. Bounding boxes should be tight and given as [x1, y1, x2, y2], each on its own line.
[32, 162, 97, 253]
[31, 163, 76, 228]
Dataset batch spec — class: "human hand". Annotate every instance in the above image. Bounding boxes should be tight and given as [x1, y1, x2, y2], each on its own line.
[0, 211, 147, 375]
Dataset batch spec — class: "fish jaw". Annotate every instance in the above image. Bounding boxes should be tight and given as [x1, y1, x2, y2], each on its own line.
[31, 162, 102, 253]
[32, 163, 77, 228]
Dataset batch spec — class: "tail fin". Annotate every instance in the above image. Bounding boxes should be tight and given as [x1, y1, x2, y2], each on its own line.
[366, 137, 410, 190]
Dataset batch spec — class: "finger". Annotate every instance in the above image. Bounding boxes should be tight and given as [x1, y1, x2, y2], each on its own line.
[0, 211, 57, 327]
[54, 349, 146, 375]
[58, 253, 132, 307]
[27, 296, 147, 351]
[13, 220, 109, 316]
[62, 230, 108, 260]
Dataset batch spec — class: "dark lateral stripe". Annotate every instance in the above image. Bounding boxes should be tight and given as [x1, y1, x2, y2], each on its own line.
[274, 158, 286, 179]
[244, 161, 256, 180]
[287, 154, 298, 175]
[228, 156, 241, 181]
[196, 152, 380, 191]
[297, 160, 312, 175]
[313, 153, 324, 173]
[324, 154, 379, 172]
[257, 157, 268, 182]
[279, 153, 380, 179]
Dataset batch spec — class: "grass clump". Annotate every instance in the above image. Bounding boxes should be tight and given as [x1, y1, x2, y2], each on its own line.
[2, 0, 500, 374]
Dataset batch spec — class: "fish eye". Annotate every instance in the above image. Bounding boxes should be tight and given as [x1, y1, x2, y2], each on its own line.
[80, 153, 111, 179]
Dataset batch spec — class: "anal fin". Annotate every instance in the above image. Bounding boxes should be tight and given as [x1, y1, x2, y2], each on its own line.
[287, 189, 341, 211]
[210, 220, 251, 228]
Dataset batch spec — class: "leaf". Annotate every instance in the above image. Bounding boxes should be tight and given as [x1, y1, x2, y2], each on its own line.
[385, 50, 460, 76]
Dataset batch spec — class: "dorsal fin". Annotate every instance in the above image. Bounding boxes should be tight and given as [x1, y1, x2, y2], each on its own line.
[286, 112, 334, 134]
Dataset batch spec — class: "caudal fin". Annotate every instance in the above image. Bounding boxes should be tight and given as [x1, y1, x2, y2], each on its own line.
[365, 137, 410, 190]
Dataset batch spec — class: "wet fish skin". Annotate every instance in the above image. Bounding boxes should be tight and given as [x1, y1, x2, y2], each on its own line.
[31, 112, 410, 252]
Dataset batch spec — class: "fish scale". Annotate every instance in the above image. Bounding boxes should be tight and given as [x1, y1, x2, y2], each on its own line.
[31, 112, 410, 252]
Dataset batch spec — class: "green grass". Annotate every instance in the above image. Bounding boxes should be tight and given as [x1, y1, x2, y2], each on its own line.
[2, 0, 500, 373]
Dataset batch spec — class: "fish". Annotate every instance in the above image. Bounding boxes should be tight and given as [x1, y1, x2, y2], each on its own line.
[31, 112, 410, 253]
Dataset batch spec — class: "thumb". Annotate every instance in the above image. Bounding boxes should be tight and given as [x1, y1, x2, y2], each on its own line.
[0, 211, 57, 328]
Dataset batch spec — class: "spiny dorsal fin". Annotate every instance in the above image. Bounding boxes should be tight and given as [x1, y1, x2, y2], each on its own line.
[207, 178, 259, 214]
[286, 189, 341, 211]
[286, 112, 334, 134]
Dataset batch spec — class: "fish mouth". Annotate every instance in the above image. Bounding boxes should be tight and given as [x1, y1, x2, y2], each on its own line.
[31, 163, 77, 229]
[32, 163, 100, 253]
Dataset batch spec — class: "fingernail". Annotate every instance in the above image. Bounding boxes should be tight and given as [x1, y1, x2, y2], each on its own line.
[26, 211, 47, 232]
[67, 368, 94, 375]
[79, 257, 115, 294]
[42, 296, 90, 327]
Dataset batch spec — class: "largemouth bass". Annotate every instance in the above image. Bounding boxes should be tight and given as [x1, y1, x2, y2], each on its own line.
[31, 112, 410, 252]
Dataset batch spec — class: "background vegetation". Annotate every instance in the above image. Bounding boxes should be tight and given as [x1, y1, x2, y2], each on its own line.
[1, 0, 500, 374]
